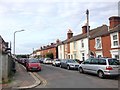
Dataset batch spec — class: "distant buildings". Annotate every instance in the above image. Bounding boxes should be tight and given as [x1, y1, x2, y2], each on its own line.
[32, 39, 60, 59]
[32, 16, 120, 61]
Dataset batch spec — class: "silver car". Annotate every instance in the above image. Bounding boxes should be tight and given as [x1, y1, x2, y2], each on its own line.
[78, 58, 120, 78]
[60, 59, 80, 70]
[52, 59, 61, 66]
[43, 58, 53, 64]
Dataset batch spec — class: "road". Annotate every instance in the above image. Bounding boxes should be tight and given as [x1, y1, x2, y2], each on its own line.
[35, 64, 118, 88]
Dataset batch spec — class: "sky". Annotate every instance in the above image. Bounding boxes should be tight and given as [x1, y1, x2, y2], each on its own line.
[0, 0, 119, 54]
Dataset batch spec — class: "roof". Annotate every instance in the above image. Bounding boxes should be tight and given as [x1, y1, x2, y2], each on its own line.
[58, 24, 120, 45]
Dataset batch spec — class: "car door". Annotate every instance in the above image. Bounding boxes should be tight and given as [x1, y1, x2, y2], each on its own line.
[89, 58, 99, 74]
[82, 59, 91, 73]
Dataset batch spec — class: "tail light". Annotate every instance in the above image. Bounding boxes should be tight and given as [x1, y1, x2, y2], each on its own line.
[106, 66, 113, 70]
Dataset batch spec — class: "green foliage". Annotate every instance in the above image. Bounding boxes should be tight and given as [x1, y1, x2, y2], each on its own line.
[46, 53, 54, 59]
[16, 54, 29, 58]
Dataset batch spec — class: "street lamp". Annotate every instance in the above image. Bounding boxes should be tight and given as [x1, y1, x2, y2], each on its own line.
[13, 30, 25, 55]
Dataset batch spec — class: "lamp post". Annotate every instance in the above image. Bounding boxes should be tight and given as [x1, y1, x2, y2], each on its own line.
[13, 30, 25, 55]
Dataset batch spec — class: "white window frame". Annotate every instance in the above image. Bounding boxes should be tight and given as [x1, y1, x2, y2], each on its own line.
[81, 39, 84, 48]
[73, 52, 77, 59]
[73, 41, 76, 50]
[110, 49, 120, 60]
[82, 53, 85, 61]
[95, 37, 102, 49]
[95, 51, 103, 58]
[110, 32, 119, 48]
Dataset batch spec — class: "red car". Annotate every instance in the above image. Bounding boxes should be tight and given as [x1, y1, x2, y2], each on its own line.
[26, 58, 41, 71]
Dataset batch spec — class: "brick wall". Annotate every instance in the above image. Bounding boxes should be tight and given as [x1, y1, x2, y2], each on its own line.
[102, 35, 111, 57]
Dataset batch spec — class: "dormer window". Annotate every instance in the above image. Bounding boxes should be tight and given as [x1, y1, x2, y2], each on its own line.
[95, 37, 102, 49]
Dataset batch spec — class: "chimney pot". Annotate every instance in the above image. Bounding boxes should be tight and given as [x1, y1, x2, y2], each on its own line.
[67, 29, 73, 39]
[82, 24, 90, 34]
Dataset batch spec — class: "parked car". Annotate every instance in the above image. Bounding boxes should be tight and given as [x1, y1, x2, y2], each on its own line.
[38, 58, 44, 63]
[60, 59, 79, 70]
[26, 58, 41, 71]
[18, 58, 28, 66]
[74, 59, 83, 64]
[52, 59, 61, 66]
[43, 58, 53, 64]
[78, 58, 120, 78]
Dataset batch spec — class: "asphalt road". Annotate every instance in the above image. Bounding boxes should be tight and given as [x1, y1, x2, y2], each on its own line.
[35, 64, 119, 88]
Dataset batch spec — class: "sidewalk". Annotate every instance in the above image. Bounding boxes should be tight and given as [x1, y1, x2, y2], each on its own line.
[2, 62, 41, 90]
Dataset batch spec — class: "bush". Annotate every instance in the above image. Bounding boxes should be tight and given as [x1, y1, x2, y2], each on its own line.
[46, 53, 54, 59]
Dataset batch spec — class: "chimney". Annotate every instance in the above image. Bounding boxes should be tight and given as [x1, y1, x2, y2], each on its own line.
[109, 16, 120, 29]
[82, 23, 90, 34]
[51, 43, 54, 45]
[43, 46, 46, 48]
[67, 29, 73, 39]
[40, 47, 42, 50]
[56, 39, 60, 43]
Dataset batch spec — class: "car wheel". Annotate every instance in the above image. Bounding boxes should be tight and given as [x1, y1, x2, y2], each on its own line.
[98, 71, 104, 78]
[79, 67, 83, 73]
[67, 65, 70, 70]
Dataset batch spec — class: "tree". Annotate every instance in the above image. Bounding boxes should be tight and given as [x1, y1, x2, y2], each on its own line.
[46, 53, 54, 59]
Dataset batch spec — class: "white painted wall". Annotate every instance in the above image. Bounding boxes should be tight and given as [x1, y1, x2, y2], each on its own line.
[58, 45, 65, 59]
[79, 38, 89, 61]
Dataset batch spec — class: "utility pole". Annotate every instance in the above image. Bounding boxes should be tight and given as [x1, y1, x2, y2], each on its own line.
[86, 9, 90, 58]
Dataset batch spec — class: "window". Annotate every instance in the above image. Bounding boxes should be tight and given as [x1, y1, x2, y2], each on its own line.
[84, 59, 91, 64]
[71, 55, 73, 59]
[81, 40, 84, 48]
[90, 58, 98, 64]
[82, 53, 84, 61]
[97, 55, 102, 58]
[108, 59, 119, 65]
[95, 51, 103, 58]
[114, 55, 119, 60]
[73, 41, 76, 50]
[111, 33, 119, 48]
[98, 59, 106, 65]
[60, 45, 62, 50]
[95, 37, 102, 49]
[74, 52, 77, 59]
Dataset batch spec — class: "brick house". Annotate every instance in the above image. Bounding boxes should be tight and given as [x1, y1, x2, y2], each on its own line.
[89, 16, 120, 60]
[33, 39, 60, 59]
[58, 16, 120, 61]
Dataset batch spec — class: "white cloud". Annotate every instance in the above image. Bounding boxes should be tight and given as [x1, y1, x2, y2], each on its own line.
[0, 1, 119, 54]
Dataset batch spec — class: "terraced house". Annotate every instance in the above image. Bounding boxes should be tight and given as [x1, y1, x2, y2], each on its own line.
[90, 16, 120, 60]
[33, 39, 60, 59]
[58, 16, 120, 61]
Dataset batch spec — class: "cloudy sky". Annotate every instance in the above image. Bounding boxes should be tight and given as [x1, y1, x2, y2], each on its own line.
[0, 0, 119, 54]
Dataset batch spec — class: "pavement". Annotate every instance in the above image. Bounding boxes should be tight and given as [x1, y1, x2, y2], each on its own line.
[1, 62, 41, 90]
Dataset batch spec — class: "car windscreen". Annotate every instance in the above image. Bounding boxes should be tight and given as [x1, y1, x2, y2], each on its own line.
[56, 59, 60, 61]
[46, 59, 52, 61]
[108, 59, 119, 65]
[29, 59, 39, 63]
[67, 60, 77, 63]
